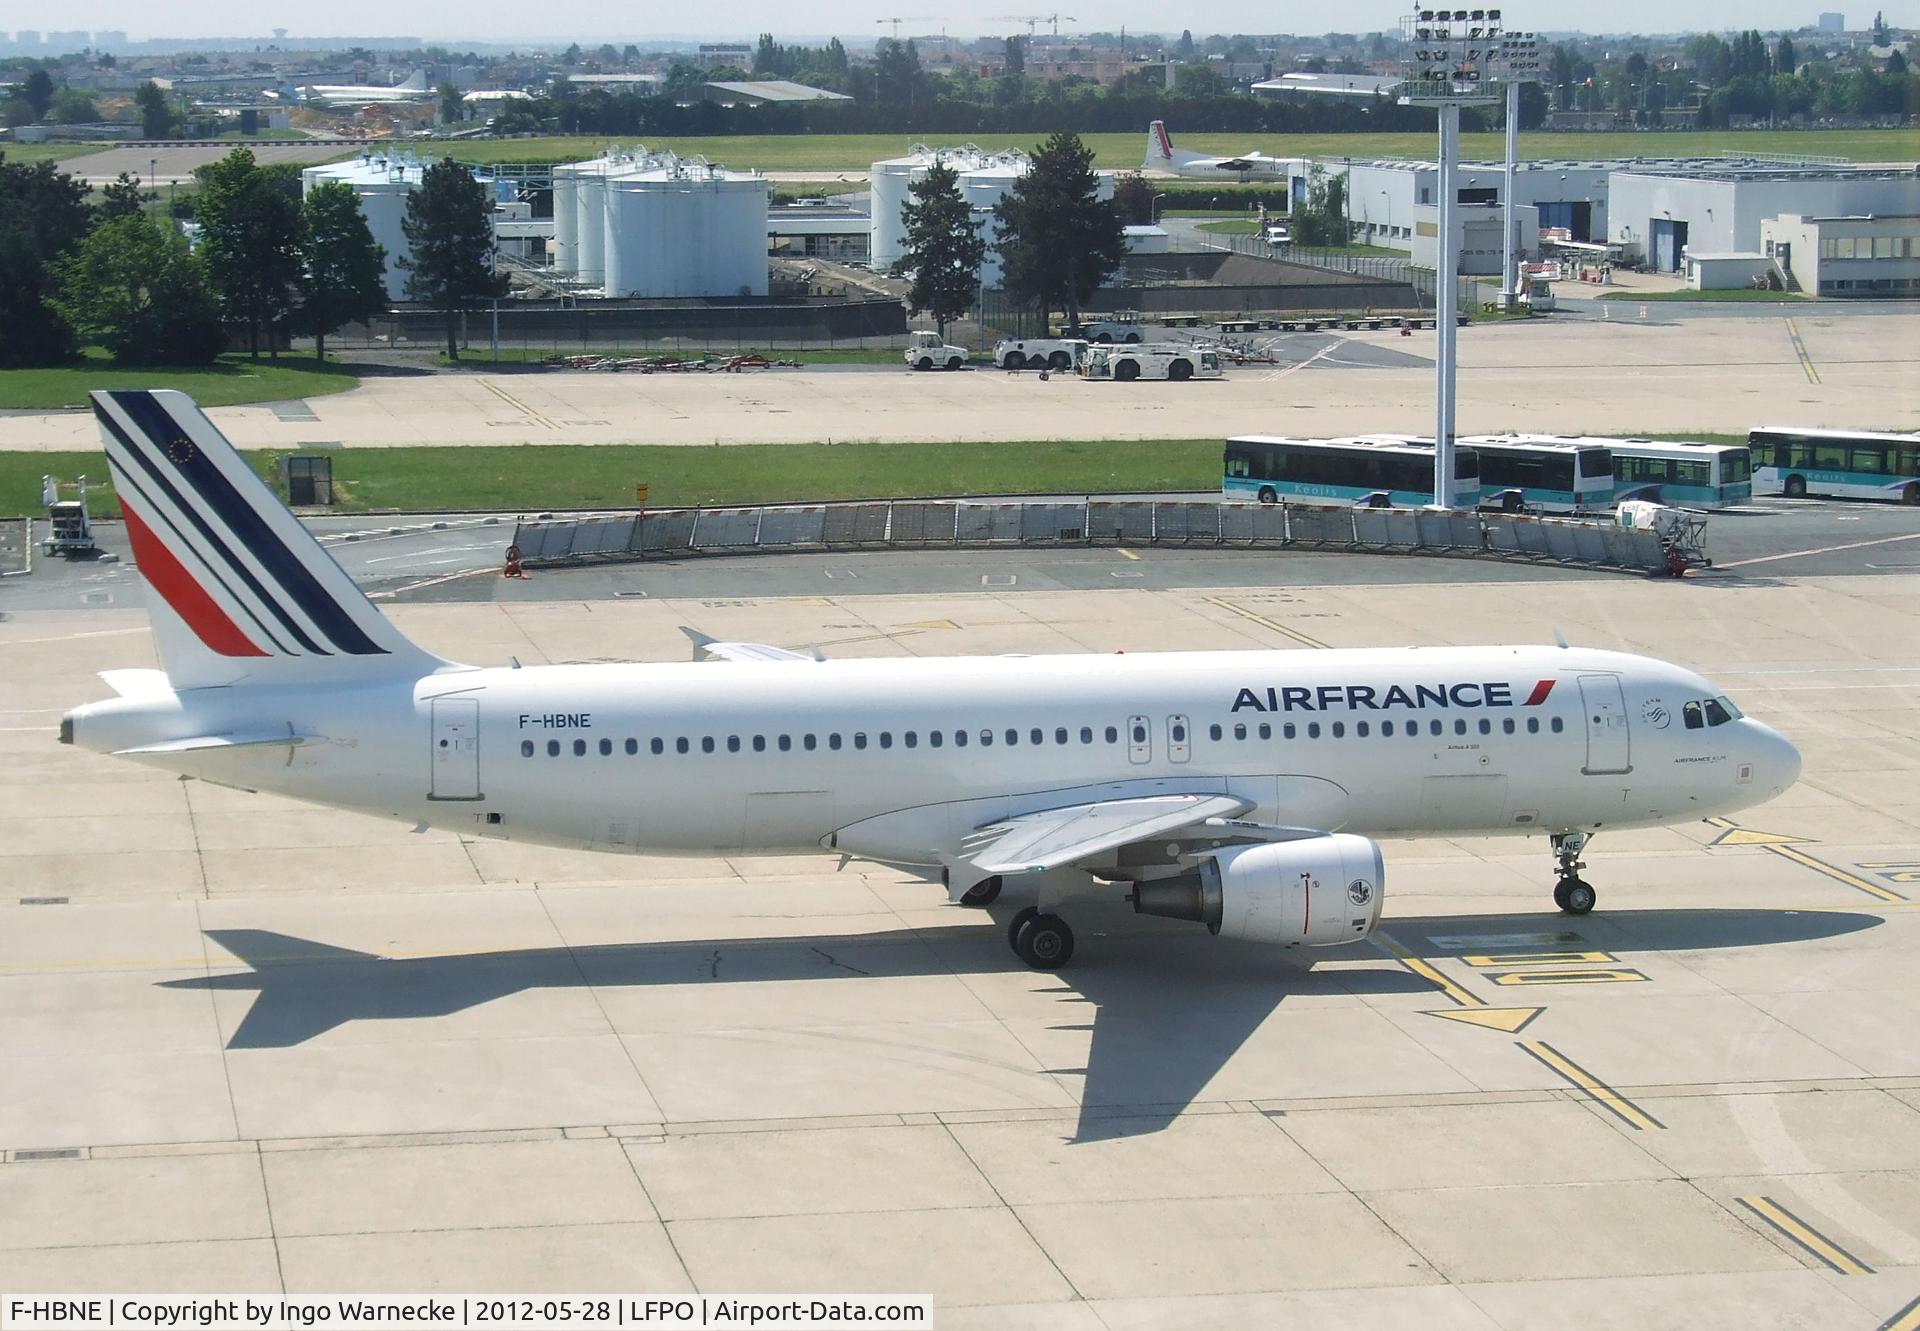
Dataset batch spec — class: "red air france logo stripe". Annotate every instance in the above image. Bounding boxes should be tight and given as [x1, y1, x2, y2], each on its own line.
[1156, 121, 1173, 158]
[1524, 679, 1556, 706]
[122, 503, 267, 657]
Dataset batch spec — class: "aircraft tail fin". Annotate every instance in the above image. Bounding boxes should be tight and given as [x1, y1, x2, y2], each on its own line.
[90, 389, 451, 690]
[1145, 120, 1199, 169]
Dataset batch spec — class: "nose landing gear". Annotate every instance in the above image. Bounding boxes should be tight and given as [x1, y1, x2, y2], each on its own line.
[1551, 832, 1596, 915]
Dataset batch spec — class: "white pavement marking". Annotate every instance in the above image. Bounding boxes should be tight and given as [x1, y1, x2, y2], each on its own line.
[1718, 531, 1920, 569]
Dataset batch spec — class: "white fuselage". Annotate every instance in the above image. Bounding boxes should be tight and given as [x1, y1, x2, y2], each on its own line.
[71, 645, 1799, 867]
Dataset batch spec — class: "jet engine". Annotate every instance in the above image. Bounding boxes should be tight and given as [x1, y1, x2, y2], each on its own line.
[1131, 835, 1384, 946]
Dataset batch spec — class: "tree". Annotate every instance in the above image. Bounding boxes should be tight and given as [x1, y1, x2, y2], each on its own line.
[0, 154, 92, 367]
[51, 212, 222, 365]
[1003, 35, 1025, 76]
[48, 87, 97, 123]
[1174, 63, 1226, 96]
[438, 80, 462, 124]
[1178, 30, 1196, 59]
[99, 172, 154, 220]
[1291, 165, 1351, 248]
[1776, 36, 1798, 77]
[292, 180, 387, 362]
[1110, 171, 1155, 225]
[195, 148, 306, 359]
[993, 131, 1127, 330]
[1873, 10, 1890, 43]
[22, 69, 53, 120]
[400, 156, 507, 361]
[134, 81, 175, 137]
[894, 160, 985, 341]
[873, 38, 925, 105]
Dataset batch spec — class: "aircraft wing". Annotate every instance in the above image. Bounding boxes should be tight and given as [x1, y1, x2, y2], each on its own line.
[680, 626, 818, 663]
[962, 793, 1254, 876]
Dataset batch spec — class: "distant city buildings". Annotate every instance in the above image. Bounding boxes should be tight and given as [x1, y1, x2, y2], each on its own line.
[1818, 12, 1846, 32]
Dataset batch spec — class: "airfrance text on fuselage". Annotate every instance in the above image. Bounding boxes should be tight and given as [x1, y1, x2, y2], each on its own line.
[1230, 679, 1556, 713]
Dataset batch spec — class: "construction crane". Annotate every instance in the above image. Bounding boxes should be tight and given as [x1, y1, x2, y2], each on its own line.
[993, 13, 1078, 37]
[876, 17, 934, 39]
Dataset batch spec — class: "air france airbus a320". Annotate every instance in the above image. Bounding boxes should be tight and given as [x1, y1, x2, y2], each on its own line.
[64, 391, 1801, 970]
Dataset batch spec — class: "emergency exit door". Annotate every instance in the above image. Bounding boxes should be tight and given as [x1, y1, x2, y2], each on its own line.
[430, 697, 481, 800]
[1577, 675, 1631, 776]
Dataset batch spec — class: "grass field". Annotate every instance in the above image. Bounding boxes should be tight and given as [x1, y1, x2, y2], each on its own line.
[1, 142, 111, 167]
[0, 350, 360, 411]
[1, 438, 1222, 517]
[424, 128, 1920, 171]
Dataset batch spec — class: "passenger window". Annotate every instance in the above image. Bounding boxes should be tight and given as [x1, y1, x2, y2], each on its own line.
[1526, 717, 1539, 734]
[599, 739, 612, 756]
[652, 738, 666, 755]
[1258, 723, 1271, 740]
[804, 734, 817, 751]
[1031, 728, 1044, 745]
[1703, 699, 1732, 727]
[930, 730, 943, 748]
[727, 736, 740, 753]
[1551, 717, 1565, 733]
[1502, 718, 1514, 735]
[778, 735, 791, 752]
[548, 740, 560, 756]
[851, 732, 870, 751]
[955, 730, 968, 747]
[1430, 720, 1443, 736]
[1332, 722, 1345, 738]
[1478, 719, 1491, 735]
[521, 740, 535, 757]
[1210, 724, 1223, 740]
[1006, 729, 1018, 745]
[1284, 723, 1297, 739]
[574, 739, 587, 756]
[1132, 723, 1147, 743]
[1105, 726, 1118, 743]
[701, 737, 715, 754]
[1382, 721, 1394, 737]
[1055, 727, 1068, 745]
[1356, 721, 1369, 737]
[626, 738, 638, 755]
[879, 732, 892, 749]
[1080, 727, 1094, 744]
[904, 732, 917, 749]
[1233, 723, 1247, 740]
[1453, 720, 1466, 736]
[829, 734, 843, 750]
[1308, 722, 1321, 739]
[980, 730, 994, 747]
[752, 735, 765, 752]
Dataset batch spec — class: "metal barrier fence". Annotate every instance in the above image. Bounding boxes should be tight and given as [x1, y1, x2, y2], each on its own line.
[513, 499, 1671, 575]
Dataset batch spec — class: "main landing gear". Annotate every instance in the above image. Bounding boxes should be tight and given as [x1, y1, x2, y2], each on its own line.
[1007, 906, 1076, 970]
[1551, 832, 1597, 915]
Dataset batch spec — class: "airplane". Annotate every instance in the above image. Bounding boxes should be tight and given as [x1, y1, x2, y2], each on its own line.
[300, 69, 432, 107]
[63, 390, 1802, 973]
[1143, 120, 1290, 182]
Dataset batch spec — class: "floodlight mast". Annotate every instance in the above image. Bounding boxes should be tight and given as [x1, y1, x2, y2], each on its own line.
[1401, 7, 1518, 509]
[1500, 31, 1541, 310]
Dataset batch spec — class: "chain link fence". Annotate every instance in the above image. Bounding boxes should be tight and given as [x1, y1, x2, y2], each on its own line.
[512, 499, 1671, 575]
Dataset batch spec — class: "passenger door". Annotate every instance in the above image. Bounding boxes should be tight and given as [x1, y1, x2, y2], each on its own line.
[429, 697, 481, 800]
[1577, 675, 1632, 775]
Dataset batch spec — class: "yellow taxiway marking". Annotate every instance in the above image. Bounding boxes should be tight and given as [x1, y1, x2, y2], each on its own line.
[1203, 596, 1329, 650]
[1373, 930, 1484, 1008]
[1880, 1294, 1920, 1331]
[1784, 318, 1821, 384]
[478, 379, 558, 429]
[1519, 1039, 1665, 1132]
[1737, 1195, 1874, 1275]
[1706, 818, 1907, 902]
[1116, 548, 1142, 561]
[1427, 1006, 1544, 1034]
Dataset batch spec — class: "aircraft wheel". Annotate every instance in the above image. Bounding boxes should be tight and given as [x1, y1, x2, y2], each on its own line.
[1556, 879, 1596, 915]
[960, 875, 1003, 907]
[1016, 913, 1075, 970]
[1008, 906, 1039, 952]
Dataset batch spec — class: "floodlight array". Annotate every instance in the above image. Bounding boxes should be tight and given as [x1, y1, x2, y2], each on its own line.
[1401, 8, 1536, 101]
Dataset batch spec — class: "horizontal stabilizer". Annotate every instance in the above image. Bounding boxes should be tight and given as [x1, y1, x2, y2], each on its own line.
[681, 625, 817, 663]
[98, 668, 174, 699]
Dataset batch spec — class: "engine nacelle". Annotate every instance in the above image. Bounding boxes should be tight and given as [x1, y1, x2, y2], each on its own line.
[1132, 834, 1384, 946]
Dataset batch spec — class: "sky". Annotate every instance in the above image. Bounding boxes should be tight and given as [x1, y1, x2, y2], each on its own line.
[38, 2, 1918, 43]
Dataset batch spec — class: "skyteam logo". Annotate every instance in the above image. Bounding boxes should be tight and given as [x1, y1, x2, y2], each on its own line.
[1231, 679, 1558, 713]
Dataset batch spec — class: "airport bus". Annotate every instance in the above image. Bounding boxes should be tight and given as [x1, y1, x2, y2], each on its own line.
[1600, 438, 1752, 509]
[1459, 434, 1615, 511]
[1748, 427, 1920, 505]
[1224, 436, 1481, 507]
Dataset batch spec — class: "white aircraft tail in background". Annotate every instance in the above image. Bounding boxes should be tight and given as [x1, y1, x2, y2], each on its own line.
[1144, 120, 1290, 182]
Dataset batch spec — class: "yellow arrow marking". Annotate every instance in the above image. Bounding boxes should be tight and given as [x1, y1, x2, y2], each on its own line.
[1426, 1006, 1543, 1034]
[1704, 819, 1906, 902]
[1704, 816, 1810, 847]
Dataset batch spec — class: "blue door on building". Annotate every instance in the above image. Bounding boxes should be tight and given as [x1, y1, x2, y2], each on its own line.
[1651, 218, 1688, 272]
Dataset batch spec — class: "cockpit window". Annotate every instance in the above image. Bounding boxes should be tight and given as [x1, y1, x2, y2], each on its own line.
[1714, 695, 1742, 721]
[1703, 698, 1733, 727]
[1683, 701, 1703, 730]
